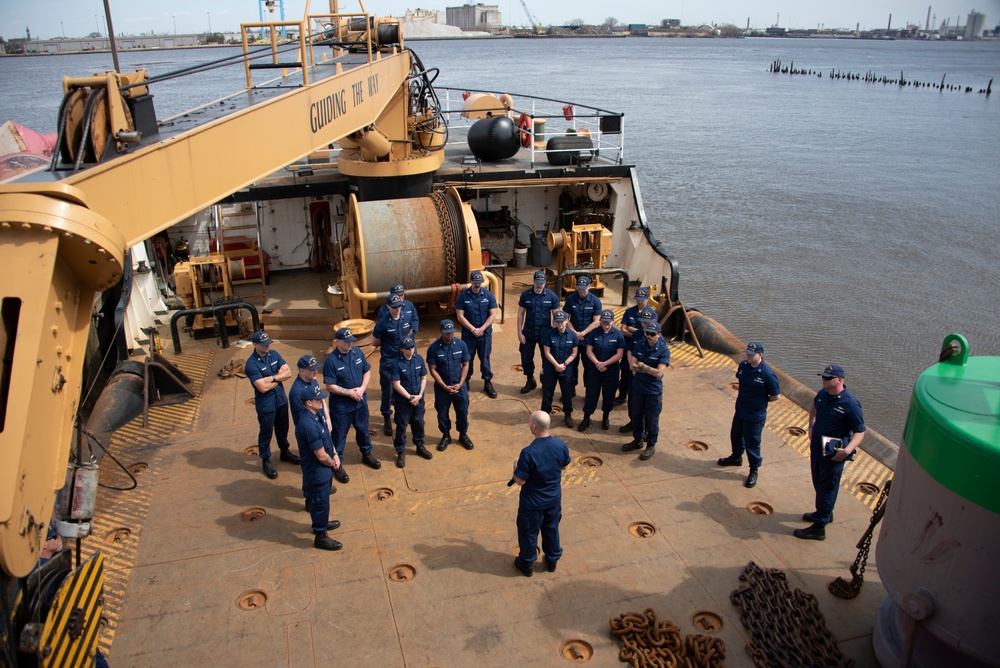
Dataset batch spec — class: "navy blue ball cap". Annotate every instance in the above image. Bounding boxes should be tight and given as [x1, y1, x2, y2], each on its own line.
[638, 309, 656, 322]
[390, 283, 405, 295]
[335, 327, 357, 342]
[297, 354, 320, 369]
[251, 330, 271, 345]
[633, 288, 649, 300]
[552, 310, 568, 322]
[46, 524, 59, 540]
[533, 270, 546, 284]
[819, 364, 845, 379]
[303, 383, 328, 404]
[600, 309, 615, 322]
[401, 337, 416, 349]
[745, 341, 764, 355]
[387, 293, 403, 307]
[439, 319, 457, 333]
[470, 270, 484, 284]
[576, 275, 591, 288]
[643, 321, 661, 334]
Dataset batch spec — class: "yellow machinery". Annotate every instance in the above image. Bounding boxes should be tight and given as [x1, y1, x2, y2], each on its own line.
[0, 2, 460, 663]
[547, 223, 613, 293]
[173, 257, 237, 331]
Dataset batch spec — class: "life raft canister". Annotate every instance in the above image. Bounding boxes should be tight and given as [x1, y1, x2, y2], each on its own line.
[562, 105, 573, 120]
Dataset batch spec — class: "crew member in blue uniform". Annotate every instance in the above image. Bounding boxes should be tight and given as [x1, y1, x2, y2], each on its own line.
[540, 310, 578, 427]
[563, 274, 602, 393]
[795, 364, 866, 541]
[288, 354, 333, 507]
[245, 330, 300, 479]
[619, 306, 659, 434]
[390, 337, 432, 468]
[517, 270, 560, 394]
[323, 326, 381, 480]
[579, 310, 626, 432]
[717, 341, 781, 488]
[427, 319, 474, 451]
[618, 288, 653, 407]
[295, 383, 343, 551]
[373, 293, 415, 437]
[289, 354, 330, 429]
[455, 270, 499, 399]
[376, 283, 419, 334]
[624, 321, 670, 461]
[511, 410, 572, 577]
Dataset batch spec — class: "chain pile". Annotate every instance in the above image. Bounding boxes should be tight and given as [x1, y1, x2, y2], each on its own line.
[730, 562, 853, 667]
[431, 191, 457, 282]
[830, 479, 892, 599]
[609, 608, 726, 668]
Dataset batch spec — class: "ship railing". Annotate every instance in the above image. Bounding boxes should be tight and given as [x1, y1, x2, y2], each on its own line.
[436, 87, 625, 168]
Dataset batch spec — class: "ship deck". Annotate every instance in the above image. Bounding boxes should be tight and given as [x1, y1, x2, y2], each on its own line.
[89, 268, 890, 666]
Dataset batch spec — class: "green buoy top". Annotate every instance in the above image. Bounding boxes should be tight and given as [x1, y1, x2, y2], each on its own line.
[903, 334, 1000, 514]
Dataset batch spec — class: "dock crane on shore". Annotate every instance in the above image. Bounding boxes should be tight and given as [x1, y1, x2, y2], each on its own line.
[518, 0, 544, 33]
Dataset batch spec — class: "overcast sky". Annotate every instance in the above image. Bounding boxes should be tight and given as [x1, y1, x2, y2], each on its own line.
[2, 0, 996, 39]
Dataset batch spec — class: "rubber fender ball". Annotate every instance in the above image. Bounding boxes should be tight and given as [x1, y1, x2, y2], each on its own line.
[467, 116, 521, 162]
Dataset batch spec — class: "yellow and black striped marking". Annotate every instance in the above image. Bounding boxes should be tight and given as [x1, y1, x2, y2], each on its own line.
[39, 553, 104, 668]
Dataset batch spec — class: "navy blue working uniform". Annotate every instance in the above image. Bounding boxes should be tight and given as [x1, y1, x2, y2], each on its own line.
[373, 309, 415, 421]
[618, 305, 656, 401]
[730, 359, 780, 468]
[376, 301, 419, 334]
[629, 335, 670, 447]
[518, 285, 560, 380]
[455, 285, 498, 382]
[323, 347, 374, 459]
[540, 326, 577, 417]
[514, 435, 571, 567]
[809, 387, 865, 526]
[296, 408, 336, 533]
[246, 348, 291, 461]
[427, 336, 471, 436]
[390, 352, 427, 453]
[289, 376, 320, 426]
[583, 325, 626, 416]
[564, 289, 602, 383]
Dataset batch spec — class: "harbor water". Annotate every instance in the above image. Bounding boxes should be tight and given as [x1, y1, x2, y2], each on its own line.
[1, 37, 997, 441]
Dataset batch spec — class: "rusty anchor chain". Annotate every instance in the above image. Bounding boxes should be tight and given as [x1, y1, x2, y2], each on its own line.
[431, 191, 458, 283]
[829, 479, 892, 600]
[609, 608, 726, 668]
[730, 562, 853, 668]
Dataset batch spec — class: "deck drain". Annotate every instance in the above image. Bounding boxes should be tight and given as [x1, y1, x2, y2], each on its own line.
[512, 364, 524, 373]
[729, 382, 739, 391]
[560, 639, 593, 662]
[128, 462, 148, 475]
[786, 426, 806, 437]
[551, 406, 563, 415]
[241, 507, 266, 522]
[369, 429, 378, 440]
[746, 502, 773, 516]
[388, 564, 416, 582]
[691, 611, 723, 632]
[370, 487, 395, 501]
[245, 398, 255, 406]
[98, 615, 110, 633]
[104, 527, 131, 544]
[628, 522, 656, 538]
[244, 445, 258, 456]
[686, 441, 708, 452]
[855, 481, 879, 495]
[578, 455, 603, 468]
[237, 590, 267, 610]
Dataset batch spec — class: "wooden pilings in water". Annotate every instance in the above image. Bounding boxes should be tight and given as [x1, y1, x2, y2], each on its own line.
[768, 61, 994, 96]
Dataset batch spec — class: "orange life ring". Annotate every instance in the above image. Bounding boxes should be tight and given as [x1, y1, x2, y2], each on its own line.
[518, 113, 532, 148]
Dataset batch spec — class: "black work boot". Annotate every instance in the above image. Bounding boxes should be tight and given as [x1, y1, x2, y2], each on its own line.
[622, 439, 643, 452]
[313, 531, 342, 551]
[639, 445, 656, 460]
[520, 377, 537, 394]
[415, 445, 433, 460]
[793, 523, 826, 541]
[618, 421, 633, 433]
[263, 459, 278, 479]
[717, 454, 743, 467]
[484, 379, 497, 398]
[577, 415, 591, 432]
[601, 412, 610, 430]
[745, 467, 758, 488]
[437, 433, 451, 451]
[383, 416, 393, 437]
[279, 450, 301, 465]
